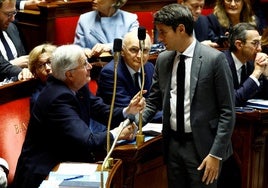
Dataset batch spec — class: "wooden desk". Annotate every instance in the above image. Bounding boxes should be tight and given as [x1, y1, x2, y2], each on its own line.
[233, 109, 268, 188]
[112, 135, 167, 188]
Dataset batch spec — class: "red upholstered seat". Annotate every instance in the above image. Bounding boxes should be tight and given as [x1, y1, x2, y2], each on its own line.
[88, 79, 98, 96]
[201, 8, 213, 16]
[135, 11, 155, 41]
[0, 97, 30, 184]
[54, 16, 80, 45]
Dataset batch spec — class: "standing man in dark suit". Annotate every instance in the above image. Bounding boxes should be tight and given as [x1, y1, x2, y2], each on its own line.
[223, 22, 268, 107]
[140, 4, 235, 188]
[12, 44, 144, 188]
[0, 0, 32, 81]
[97, 29, 162, 123]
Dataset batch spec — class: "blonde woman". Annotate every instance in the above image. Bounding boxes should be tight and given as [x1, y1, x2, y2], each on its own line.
[207, 0, 260, 47]
[28, 43, 56, 108]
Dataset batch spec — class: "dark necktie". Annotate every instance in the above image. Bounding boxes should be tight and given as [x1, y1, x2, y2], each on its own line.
[240, 65, 247, 84]
[177, 54, 185, 140]
[0, 31, 14, 61]
[134, 72, 140, 89]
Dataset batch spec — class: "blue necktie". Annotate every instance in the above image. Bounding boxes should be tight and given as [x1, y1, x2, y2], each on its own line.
[0, 31, 14, 60]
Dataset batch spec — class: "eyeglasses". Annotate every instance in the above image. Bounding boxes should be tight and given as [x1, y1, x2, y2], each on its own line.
[69, 60, 90, 71]
[224, 0, 242, 4]
[0, 10, 17, 19]
[248, 40, 262, 48]
[38, 61, 51, 70]
[127, 47, 150, 55]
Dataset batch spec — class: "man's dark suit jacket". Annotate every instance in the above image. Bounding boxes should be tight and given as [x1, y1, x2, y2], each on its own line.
[0, 22, 26, 81]
[97, 58, 162, 122]
[223, 50, 268, 106]
[194, 15, 210, 42]
[141, 42, 235, 162]
[12, 76, 125, 188]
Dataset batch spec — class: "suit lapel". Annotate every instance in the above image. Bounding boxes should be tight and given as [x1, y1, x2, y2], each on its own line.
[190, 43, 202, 103]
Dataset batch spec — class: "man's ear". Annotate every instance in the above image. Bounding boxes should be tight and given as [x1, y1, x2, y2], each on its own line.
[235, 40, 243, 49]
[177, 24, 185, 33]
[65, 70, 73, 80]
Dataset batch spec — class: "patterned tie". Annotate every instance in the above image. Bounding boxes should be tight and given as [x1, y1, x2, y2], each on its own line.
[0, 31, 14, 61]
[177, 54, 185, 139]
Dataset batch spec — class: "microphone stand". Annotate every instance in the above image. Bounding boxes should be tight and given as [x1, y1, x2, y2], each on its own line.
[105, 39, 122, 169]
[136, 39, 145, 147]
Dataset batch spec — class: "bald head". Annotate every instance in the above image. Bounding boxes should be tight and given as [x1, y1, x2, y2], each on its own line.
[122, 30, 152, 72]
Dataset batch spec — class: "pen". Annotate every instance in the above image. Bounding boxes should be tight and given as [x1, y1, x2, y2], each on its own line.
[64, 175, 84, 181]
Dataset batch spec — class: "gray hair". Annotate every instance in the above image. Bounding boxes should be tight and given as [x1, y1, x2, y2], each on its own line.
[51, 44, 84, 81]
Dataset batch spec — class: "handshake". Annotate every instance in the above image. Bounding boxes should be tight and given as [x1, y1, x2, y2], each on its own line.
[114, 119, 138, 141]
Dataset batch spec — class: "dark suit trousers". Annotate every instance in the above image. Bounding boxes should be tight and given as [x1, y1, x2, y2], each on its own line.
[167, 137, 217, 188]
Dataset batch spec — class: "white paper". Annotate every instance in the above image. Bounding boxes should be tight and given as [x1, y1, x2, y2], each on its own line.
[142, 123, 162, 133]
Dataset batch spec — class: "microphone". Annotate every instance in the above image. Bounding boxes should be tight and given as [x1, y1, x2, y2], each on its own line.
[113, 38, 122, 65]
[138, 27, 146, 51]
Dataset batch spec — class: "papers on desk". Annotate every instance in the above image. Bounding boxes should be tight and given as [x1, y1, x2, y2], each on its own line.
[246, 99, 268, 109]
[39, 163, 108, 188]
[142, 123, 162, 136]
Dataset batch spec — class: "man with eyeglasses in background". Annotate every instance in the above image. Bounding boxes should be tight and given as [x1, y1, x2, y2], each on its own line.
[224, 22, 268, 107]
[0, 0, 32, 82]
[97, 29, 162, 124]
[218, 22, 268, 188]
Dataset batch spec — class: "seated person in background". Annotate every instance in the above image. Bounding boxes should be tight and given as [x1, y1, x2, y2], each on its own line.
[28, 43, 56, 108]
[217, 23, 268, 188]
[0, 158, 8, 188]
[223, 22, 268, 107]
[178, 0, 219, 47]
[0, 0, 32, 81]
[12, 44, 144, 188]
[97, 30, 162, 123]
[207, 0, 260, 48]
[74, 0, 139, 58]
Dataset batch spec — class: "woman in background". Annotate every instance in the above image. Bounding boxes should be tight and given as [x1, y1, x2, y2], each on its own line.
[207, 0, 260, 47]
[74, 0, 139, 58]
[28, 43, 56, 108]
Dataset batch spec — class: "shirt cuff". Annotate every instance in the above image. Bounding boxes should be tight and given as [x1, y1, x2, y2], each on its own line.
[110, 129, 117, 140]
[209, 154, 222, 161]
[249, 75, 260, 86]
